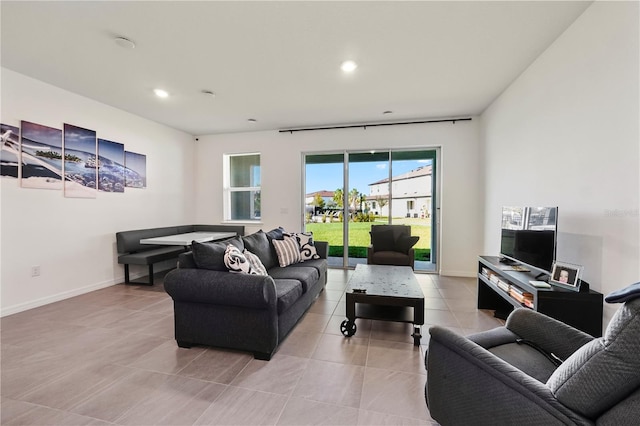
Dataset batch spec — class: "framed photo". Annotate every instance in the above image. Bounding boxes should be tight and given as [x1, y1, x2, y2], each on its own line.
[550, 261, 582, 291]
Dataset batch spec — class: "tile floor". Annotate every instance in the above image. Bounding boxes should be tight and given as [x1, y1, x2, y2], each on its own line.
[1, 269, 504, 425]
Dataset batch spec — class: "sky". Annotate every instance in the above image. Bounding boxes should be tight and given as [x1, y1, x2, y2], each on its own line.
[305, 159, 431, 196]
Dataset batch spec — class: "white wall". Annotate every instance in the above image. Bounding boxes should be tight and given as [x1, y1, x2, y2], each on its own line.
[0, 69, 196, 315]
[195, 120, 482, 277]
[481, 2, 640, 327]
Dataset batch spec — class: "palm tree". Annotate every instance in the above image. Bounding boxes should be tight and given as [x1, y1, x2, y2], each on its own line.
[333, 188, 344, 208]
[312, 193, 325, 213]
[348, 188, 360, 212]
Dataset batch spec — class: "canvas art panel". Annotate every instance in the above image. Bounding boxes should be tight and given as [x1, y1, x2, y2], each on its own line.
[63, 123, 97, 198]
[1, 123, 20, 178]
[20, 121, 63, 189]
[97, 138, 125, 192]
[125, 151, 146, 188]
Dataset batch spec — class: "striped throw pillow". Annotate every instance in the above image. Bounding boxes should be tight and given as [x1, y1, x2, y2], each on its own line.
[272, 235, 301, 267]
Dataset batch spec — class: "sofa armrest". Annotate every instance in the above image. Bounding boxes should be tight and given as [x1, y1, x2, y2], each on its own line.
[164, 268, 276, 310]
[427, 326, 590, 425]
[506, 308, 595, 361]
[315, 241, 329, 259]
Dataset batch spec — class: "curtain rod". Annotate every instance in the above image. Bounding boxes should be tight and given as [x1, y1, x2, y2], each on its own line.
[279, 117, 472, 133]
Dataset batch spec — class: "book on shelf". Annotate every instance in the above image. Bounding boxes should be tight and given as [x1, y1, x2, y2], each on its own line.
[497, 279, 510, 292]
[523, 298, 534, 308]
[509, 287, 533, 304]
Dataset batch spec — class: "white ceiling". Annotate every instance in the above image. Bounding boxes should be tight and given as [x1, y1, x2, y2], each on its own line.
[1, 1, 591, 136]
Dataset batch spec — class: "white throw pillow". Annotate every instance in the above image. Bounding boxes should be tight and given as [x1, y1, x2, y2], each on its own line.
[288, 232, 320, 262]
[224, 244, 266, 275]
[244, 249, 268, 275]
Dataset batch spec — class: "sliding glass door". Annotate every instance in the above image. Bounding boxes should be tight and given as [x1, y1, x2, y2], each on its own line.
[304, 149, 437, 272]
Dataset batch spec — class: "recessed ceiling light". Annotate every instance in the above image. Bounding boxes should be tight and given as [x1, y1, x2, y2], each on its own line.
[154, 89, 169, 98]
[341, 60, 357, 73]
[248, 118, 257, 123]
[201, 90, 215, 97]
[114, 36, 136, 49]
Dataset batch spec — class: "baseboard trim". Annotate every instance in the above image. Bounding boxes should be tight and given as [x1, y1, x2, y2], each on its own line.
[439, 270, 475, 278]
[0, 273, 138, 317]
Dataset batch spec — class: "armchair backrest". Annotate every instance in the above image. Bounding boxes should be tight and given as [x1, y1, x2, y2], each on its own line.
[546, 298, 640, 418]
[370, 225, 411, 242]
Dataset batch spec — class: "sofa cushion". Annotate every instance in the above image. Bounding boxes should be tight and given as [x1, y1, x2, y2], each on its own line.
[243, 230, 279, 270]
[274, 279, 304, 314]
[268, 265, 319, 293]
[273, 235, 301, 267]
[370, 250, 412, 267]
[192, 238, 244, 271]
[288, 258, 327, 282]
[118, 246, 185, 265]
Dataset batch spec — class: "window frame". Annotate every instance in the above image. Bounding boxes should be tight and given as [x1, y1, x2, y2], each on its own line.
[223, 152, 261, 222]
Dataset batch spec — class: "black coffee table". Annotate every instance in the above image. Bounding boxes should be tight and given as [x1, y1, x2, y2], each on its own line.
[340, 264, 425, 345]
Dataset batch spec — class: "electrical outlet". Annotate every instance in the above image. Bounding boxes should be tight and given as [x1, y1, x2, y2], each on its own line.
[31, 266, 40, 277]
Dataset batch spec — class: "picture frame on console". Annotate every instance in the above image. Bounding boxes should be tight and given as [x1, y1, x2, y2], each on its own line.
[550, 261, 582, 291]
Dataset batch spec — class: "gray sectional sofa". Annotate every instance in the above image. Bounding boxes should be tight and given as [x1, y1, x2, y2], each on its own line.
[163, 228, 328, 360]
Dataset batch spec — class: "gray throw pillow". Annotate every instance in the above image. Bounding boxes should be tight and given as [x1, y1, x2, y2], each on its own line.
[192, 237, 244, 271]
[396, 235, 419, 254]
[242, 230, 278, 270]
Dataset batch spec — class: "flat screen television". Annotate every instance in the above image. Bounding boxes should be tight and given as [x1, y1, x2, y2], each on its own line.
[500, 206, 558, 275]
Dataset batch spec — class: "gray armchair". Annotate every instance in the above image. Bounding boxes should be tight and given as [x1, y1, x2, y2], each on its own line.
[426, 296, 640, 425]
[367, 224, 418, 270]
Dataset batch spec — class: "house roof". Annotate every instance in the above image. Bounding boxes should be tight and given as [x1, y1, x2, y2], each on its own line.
[306, 190, 334, 198]
[369, 165, 432, 186]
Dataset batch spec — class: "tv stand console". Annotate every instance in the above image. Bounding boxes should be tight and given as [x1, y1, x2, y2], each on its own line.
[478, 256, 603, 337]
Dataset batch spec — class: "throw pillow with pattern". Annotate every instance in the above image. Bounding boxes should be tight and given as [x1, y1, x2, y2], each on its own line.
[224, 244, 253, 274]
[244, 249, 268, 276]
[288, 232, 320, 261]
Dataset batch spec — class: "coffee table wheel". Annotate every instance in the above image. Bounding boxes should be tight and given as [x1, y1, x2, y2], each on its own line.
[412, 326, 422, 346]
[340, 320, 357, 337]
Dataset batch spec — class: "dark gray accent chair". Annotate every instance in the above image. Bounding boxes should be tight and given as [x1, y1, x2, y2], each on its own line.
[367, 224, 416, 270]
[426, 297, 640, 425]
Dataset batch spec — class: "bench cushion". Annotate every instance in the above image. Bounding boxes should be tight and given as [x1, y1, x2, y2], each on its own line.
[118, 246, 185, 265]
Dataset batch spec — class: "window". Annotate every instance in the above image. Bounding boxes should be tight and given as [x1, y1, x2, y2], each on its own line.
[224, 153, 261, 221]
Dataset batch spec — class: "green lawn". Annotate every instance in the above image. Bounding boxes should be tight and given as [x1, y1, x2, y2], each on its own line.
[306, 221, 431, 260]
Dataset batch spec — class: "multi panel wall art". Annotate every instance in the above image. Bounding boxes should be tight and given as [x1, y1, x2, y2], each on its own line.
[0, 120, 146, 196]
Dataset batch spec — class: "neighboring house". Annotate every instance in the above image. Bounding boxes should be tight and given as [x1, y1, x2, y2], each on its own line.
[368, 165, 432, 219]
[305, 190, 335, 213]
